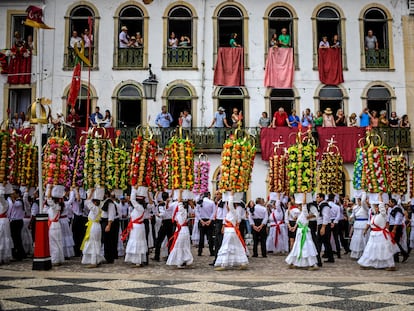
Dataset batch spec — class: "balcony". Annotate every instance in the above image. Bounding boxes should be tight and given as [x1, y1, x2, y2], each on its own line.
[166, 47, 193, 68]
[365, 49, 389, 69]
[371, 127, 411, 149]
[64, 47, 94, 69]
[116, 47, 143, 68]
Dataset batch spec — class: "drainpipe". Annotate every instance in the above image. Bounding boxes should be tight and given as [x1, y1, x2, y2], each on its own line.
[200, 0, 207, 126]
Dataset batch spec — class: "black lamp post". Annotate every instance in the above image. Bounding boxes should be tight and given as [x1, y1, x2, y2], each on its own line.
[142, 64, 158, 100]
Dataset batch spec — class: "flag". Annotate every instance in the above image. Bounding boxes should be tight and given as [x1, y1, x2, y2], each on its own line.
[24, 6, 54, 29]
[67, 63, 81, 107]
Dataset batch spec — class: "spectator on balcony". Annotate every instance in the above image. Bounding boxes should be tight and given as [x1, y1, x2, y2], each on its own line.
[67, 108, 80, 127]
[229, 33, 241, 48]
[335, 109, 347, 126]
[14, 31, 24, 48]
[370, 110, 379, 127]
[270, 33, 278, 48]
[51, 113, 65, 129]
[100, 110, 113, 128]
[271, 107, 288, 128]
[179, 35, 191, 47]
[90, 106, 103, 127]
[10, 113, 22, 130]
[365, 30, 378, 65]
[155, 105, 173, 128]
[278, 28, 291, 48]
[288, 109, 300, 128]
[25, 35, 34, 51]
[180, 110, 192, 129]
[70, 31, 82, 49]
[231, 108, 242, 128]
[314, 111, 323, 127]
[119, 26, 130, 48]
[209, 107, 230, 128]
[168, 32, 178, 49]
[22, 115, 31, 129]
[388, 111, 400, 128]
[319, 36, 330, 48]
[400, 114, 410, 128]
[301, 108, 313, 128]
[258, 112, 270, 128]
[331, 34, 341, 48]
[348, 113, 357, 127]
[135, 32, 144, 47]
[322, 108, 335, 127]
[359, 107, 371, 127]
[378, 110, 389, 127]
[83, 28, 93, 48]
[128, 37, 140, 48]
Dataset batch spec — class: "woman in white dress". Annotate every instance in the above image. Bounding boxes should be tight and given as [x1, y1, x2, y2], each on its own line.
[167, 190, 193, 268]
[46, 186, 65, 266]
[81, 188, 105, 268]
[349, 192, 370, 259]
[285, 204, 319, 270]
[267, 199, 289, 254]
[123, 187, 148, 267]
[0, 184, 13, 264]
[285, 200, 300, 250]
[215, 193, 248, 270]
[358, 195, 397, 270]
[21, 190, 33, 256]
[60, 194, 75, 258]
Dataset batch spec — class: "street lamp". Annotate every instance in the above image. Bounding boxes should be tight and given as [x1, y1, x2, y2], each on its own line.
[142, 63, 158, 100]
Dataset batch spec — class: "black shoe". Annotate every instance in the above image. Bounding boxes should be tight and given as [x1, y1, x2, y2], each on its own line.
[322, 254, 328, 258]
[198, 253, 202, 256]
[324, 259, 335, 263]
[208, 262, 215, 266]
[152, 257, 160, 262]
[317, 262, 323, 267]
[252, 254, 258, 258]
[262, 255, 267, 258]
[402, 254, 409, 263]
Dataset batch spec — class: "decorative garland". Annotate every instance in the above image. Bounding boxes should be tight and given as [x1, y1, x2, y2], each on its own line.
[70, 144, 85, 188]
[17, 143, 38, 187]
[0, 131, 9, 183]
[8, 133, 18, 185]
[269, 150, 288, 193]
[193, 155, 210, 195]
[107, 144, 130, 191]
[317, 149, 343, 195]
[387, 153, 407, 196]
[363, 144, 388, 193]
[353, 147, 365, 191]
[84, 129, 109, 189]
[43, 135, 71, 187]
[166, 136, 194, 190]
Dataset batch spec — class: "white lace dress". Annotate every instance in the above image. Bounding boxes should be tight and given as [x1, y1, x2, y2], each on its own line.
[349, 203, 369, 259]
[0, 193, 13, 263]
[125, 192, 147, 265]
[358, 203, 398, 269]
[47, 199, 64, 264]
[215, 200, 248, 268]
[60, 203, 75, 258]
[81, 201, 105, 265]
[266, 203, 288, 253]
[167, 203, 193, 267]
[285, 205, 318, 267]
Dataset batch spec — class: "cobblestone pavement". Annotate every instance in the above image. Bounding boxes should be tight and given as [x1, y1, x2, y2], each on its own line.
[1, 246, 413, 310]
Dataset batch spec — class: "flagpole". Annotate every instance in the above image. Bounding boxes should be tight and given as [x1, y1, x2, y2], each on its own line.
[86, 17, 92, 130]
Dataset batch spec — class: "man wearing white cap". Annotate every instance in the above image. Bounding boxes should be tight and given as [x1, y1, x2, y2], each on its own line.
[119, 26, 130, 48]
[209, 107, 230, 128]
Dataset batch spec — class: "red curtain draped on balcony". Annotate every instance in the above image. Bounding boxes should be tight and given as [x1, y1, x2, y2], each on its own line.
[264, 48, 294, 88]
[318, 48, 343, 85]
[260, 127, 366, 163]
[7, 49, 32, 84]
[213, 47, 244, 86]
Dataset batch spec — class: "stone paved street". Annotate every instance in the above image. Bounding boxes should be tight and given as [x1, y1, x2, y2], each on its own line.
[0, 246, 413, 310]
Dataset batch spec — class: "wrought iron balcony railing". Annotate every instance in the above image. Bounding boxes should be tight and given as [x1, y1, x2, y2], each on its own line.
[166, 47, 193, 67]
[117, 47, 143, 68]
[64, 47, 94, 68]
[365, 49, 389, 68]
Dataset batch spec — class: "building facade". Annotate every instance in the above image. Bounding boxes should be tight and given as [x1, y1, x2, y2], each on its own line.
[1, 0, 413, 199]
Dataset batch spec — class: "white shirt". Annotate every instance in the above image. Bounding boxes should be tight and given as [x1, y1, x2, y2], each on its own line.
[196, 197, 215, 220]
[181, 114, 192, 128]
[212, 200, 227, 220]
[329, 201, 341, 224]
[158, 201, 174, 220]
[101, 199, 116, 221]
[119, 31, 129, 48]
[248, 204, 268, 226]
[317, 201, 331, 225]
[70, 36, 82, 48]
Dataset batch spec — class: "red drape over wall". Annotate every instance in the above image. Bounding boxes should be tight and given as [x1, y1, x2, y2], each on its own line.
[7, 48, 32, 84]
[264, 48, 294, 89]
[318, 48, 343, 85]
[213, 47, 244, 86]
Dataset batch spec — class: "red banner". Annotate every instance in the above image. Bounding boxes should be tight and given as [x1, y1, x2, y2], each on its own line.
[264, 48, 294, 88]
[318, 48, 344, 85]
[67, 63, 81, 107]
[214, 47, 244, 86]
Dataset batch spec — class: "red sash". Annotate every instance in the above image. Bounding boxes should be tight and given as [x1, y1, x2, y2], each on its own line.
[271, 213, 284, 248]
[168, 221, 188, 252]
[225, 220, 247, 251]
[0, 212, 7, 218]
[371, 220, 395, 244]
[121, 213, 144, 241]
[48, 212, 60, 228]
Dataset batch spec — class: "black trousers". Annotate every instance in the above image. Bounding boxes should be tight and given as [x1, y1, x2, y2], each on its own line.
[389, 225, 408, 260]
[252, 219, 267, 257]
[338, 219, 350, 253]
[198, 219, 214, 256]
[154, 219, 174, 260]
[238, 220, 247, 244]
[317, 224, 334, 262]
[72, 214, 87, 257]
[10, 219, 26, 261]
[101, 218, 119, 263]
[213, 219, 224, 264]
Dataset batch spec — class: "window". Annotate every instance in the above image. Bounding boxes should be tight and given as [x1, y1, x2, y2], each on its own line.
[363, 8, 389, 68]
[166, 6, 193, 68]
[318, 85, 344, 116]
[366, 85, 391, 117]
[217, 87, 245, 127]
[66, 85, 92, 127]
[10, 14, 34, 49]
[116, 5, 145, 68]
[64, 4, 98, 69]
[213, 3, 249, 68]
[269, 88, 295, 117]
[117, 85, 142, 127]
[167, 86, 192, 127]
[8, 88, 32, 118]
[312, 4, 346, 70]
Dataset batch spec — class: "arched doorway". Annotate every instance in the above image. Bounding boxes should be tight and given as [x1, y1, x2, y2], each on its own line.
[167, 86, 192, 128]
[116, 84, 143, 127]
